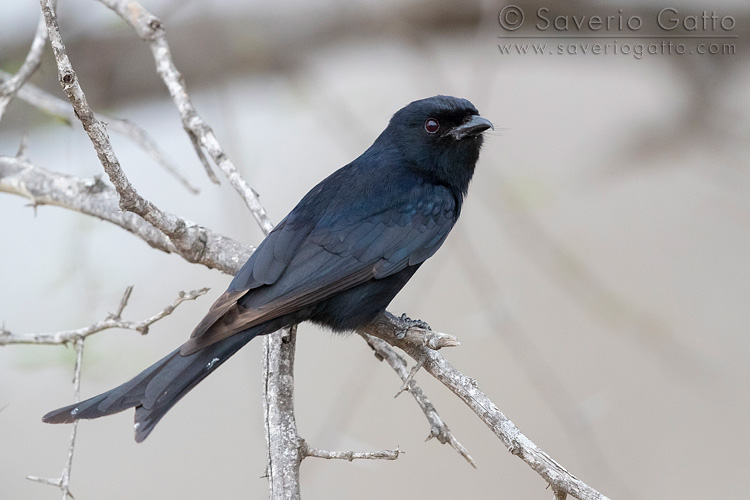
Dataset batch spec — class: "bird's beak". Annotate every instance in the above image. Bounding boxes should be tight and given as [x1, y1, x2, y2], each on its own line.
[449, 115, 494, 139]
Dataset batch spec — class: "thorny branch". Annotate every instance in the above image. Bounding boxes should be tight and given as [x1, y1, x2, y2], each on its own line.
[13, 286, 206, 499]
[26, 338, 83, 500]
[360, 333, 476, 467]
[360, 313, 611, 500]
[0, 286, 209, 346]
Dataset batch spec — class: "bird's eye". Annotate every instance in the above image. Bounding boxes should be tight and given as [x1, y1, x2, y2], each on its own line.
[424, 118, 440, 134]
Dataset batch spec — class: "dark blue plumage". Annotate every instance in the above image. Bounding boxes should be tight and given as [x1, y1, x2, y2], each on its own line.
[43, 95, 492, 441]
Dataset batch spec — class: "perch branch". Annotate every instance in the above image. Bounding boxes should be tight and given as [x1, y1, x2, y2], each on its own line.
[360, 312, 611, 500]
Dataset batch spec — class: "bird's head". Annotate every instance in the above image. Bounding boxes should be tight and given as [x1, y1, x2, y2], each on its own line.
[383, 95, 493, 196]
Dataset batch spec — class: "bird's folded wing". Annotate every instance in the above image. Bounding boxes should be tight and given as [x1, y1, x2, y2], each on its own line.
[180, 186, 456, 355]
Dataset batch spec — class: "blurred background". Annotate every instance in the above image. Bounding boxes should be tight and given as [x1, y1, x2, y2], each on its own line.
[1, 0, 748, 498]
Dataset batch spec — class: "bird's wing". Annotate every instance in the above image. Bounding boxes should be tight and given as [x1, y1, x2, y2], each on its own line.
[180, 183, 456, 355]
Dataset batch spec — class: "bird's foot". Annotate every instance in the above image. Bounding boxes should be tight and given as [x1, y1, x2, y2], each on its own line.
[398, 313, 432, 337]
[393, 313, 458, 349]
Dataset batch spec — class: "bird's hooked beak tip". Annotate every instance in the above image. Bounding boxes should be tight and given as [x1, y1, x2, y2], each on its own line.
[450, 115, 494, 139]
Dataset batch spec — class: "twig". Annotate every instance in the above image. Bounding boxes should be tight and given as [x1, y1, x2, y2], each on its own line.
[361, 333, 476, 467]
[113, 285, 134, 319]
[0, 9, 49, 120]
[0, 156, 251, 274]
[0, 287, 209, 346]
[112, 117, 200, 193]
[26, 338, 83, 500]
[300, 440, 401, 461]
[0, 69, 74, 124]
[62, 338, 84, 497]
[394, 355, 425, 397]
[96, 0, 275, 234]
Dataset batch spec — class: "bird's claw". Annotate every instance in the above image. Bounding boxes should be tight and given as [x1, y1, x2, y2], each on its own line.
[399, 313, 432, 332]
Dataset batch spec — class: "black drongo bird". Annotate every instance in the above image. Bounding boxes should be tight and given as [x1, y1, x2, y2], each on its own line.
[43, 95, 492, 442]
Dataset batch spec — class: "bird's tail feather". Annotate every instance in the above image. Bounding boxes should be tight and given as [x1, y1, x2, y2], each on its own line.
[42, 327, 262, 442]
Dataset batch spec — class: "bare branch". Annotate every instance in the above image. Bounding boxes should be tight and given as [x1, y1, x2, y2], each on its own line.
[0, 156, 251, 274]
[40, 0, 214, 262]
[19, 284, 205, 498]
[360, 312, 611, 500]
[262, 325, 301, 500]
[26, 337, 82, 500]
[0, 287, 208, 346]
[36, 7, 299, 494]
[61, 339, 84, 497]
[394, 355, 425, 397]
[9, 85, 196, 193]
[361, 333, 476, 468]
[300, 440, 401, 461]
[25, 476, 62, 488]
[1, 69, 197, 194]
[0, 69, 72, 124]
[97, 0, 275, 234]
[0, 10, 49, 120]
